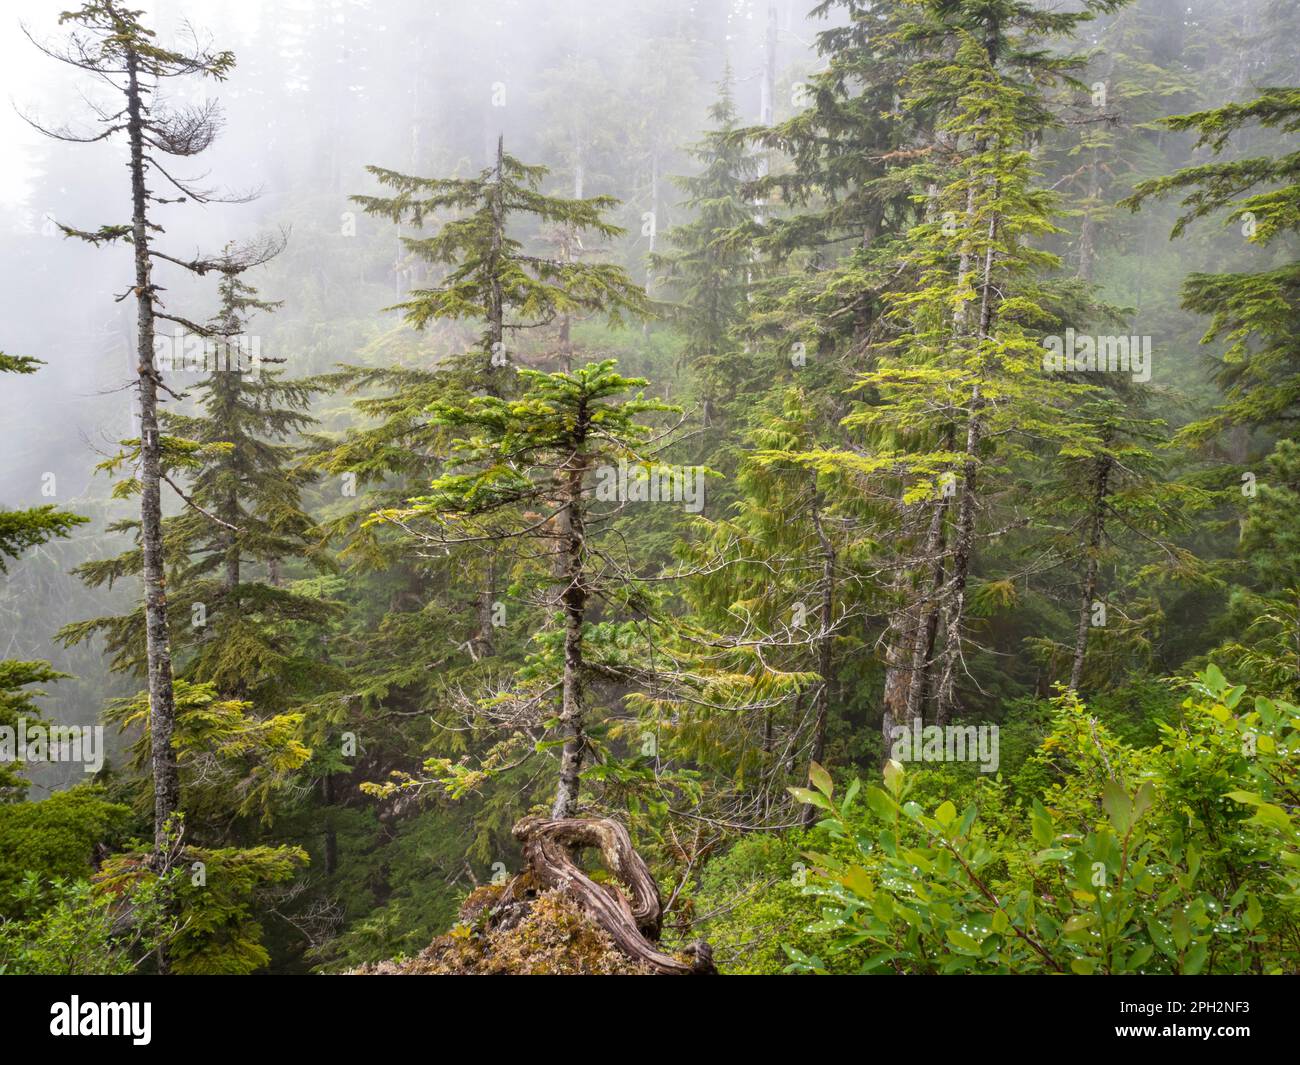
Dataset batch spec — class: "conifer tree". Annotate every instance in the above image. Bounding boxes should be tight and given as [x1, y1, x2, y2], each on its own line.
[311, 142, 650, 657]
[304, 150, 654, 843]
[1123, 88, 1300, 441]
[367, 361, 694, 818]
[61, 271, 337, 710]
[673, 387, 864, 825]
[25, 0, 274, 857]
[1213, 438, 1300, 697]
[352, 136, 649, 395]
[775, 17, 1110, 749]
[652, 70, 758, 430]
[0, 353, 87, 575]
[0, 351, 87, 802]
[1030, 399, 1203, 692]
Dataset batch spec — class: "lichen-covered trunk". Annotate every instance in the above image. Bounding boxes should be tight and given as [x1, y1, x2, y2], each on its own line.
[802, 506, 834, 826]
[934, 402, 981, 726]
[880, 621, 912, 765]
[881, 498, 919, 764]
[906, 490, 949, 725]
[551, 446, 588, 819]
[935, 213, 998, 725]
[1070, 456, 1112, 691]
[472, 552, 496, 658]
[127, 56, 180, 856]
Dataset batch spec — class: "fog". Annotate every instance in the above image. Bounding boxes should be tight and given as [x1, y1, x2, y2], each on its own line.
[0, 0, 1283, 791]
[0, 1, 823, 783]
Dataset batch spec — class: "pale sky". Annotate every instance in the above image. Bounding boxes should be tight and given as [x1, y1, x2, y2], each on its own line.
[0, 1, 267, 213]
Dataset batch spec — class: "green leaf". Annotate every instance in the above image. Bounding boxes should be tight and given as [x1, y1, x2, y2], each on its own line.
[1102, 780, 1132, 834]
[788, 787, 831, 810]
[1244, 893, 1263, 930]
[866, 785, 900, 820]
[841, 777, 861, 814]
[946, 928, 982, 954]
[1202, 663, 1227, 694]
[1245, 803, 1292, 832]
[1132, 781, 1155, 821]
[809, 761, 833, 799]
[1171, 910, 1191, 951]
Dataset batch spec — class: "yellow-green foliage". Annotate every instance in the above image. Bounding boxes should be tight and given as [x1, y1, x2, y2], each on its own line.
[790, 667, 1299, 974]
[0, 786, 131, 915]
[106, 680, 311, 823]
[98, 844, 309, 975]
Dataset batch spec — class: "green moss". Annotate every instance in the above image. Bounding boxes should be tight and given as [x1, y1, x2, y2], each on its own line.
[353, 889, 650, 975]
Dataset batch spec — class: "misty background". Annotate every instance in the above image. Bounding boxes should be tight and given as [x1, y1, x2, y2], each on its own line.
[0, 0, 1284, 795]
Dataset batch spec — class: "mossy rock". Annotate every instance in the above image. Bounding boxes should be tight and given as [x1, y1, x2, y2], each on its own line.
[350, 889, 652, 975]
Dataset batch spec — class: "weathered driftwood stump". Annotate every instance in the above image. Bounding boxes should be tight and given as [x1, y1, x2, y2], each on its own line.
[510, 815, 716, 975]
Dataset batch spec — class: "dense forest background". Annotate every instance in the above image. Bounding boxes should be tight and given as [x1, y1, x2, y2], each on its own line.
[0, 0, 1297, 975]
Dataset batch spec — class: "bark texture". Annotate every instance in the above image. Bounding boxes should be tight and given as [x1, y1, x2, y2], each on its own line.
[126, 53, 181, 854]
[1070, 454, 1113, 691]
[512, 815, 716, 975]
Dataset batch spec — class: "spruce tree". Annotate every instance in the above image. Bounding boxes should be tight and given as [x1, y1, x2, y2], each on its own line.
[352, 136, 648, 395]
[0, 355, 86, 575]
[652, 70, 758, 431]
[366, 361, 695, 818]
[61, 271, 336, 710]
[672, 387, 863, 825]
[0, 351, 87, 802]
[1123, 88, 1300, 441]
[25, 0, 272, 859]
[304, 151, 653, 846]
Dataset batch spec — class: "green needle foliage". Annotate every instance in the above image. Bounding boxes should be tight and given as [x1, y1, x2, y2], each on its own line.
[365, 360, 698, 818]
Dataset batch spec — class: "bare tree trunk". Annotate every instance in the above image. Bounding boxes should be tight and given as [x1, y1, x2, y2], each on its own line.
[322, 774, 337, 876]
[802, 506, 834, 826]
[935, 213, 998, 725]
[473, 552, 496, 657]
[935, 393, 981, 726]
[127, 55, 180, 858]
[880, 615, 913, 765]
[552, 435, 589, 818]
[1070, 455, 1112, 691]
[880, 496, 920, 763]
[905, 491, 948, 724]
[1077, 148, 1099, 283]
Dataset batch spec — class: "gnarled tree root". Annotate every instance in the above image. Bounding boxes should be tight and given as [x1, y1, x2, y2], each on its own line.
[510, 815, 716, 975]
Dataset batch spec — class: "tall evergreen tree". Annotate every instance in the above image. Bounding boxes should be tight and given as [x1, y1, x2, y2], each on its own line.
[366, 360, 693, 818]
[25, 0, 270, 861]
[0, 350, 87, 802]
[352, 136, 649, 395]
[1123, 88, 1300, 441]
[61, 271, 337, 711]
[652, 69, 759, 433]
